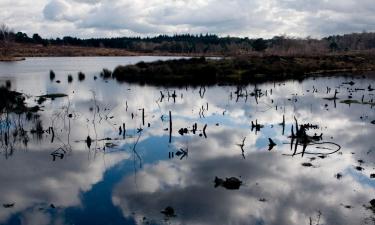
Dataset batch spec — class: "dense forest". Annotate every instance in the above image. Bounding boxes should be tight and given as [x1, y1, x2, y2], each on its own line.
[1, 23, 375, 56]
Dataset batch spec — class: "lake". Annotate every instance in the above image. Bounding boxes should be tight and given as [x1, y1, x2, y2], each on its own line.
[0, 57, 374, 225]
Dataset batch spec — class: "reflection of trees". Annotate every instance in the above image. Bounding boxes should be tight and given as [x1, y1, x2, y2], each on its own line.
[0, 88, 78, 160]
[0, 24, 14, 57]
[0, 87, 38, 158]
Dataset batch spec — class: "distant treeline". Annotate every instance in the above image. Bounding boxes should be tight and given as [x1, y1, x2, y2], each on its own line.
[3, 28, 375, 55]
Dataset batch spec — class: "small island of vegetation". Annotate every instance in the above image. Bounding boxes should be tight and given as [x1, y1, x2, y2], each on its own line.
[110, 55, 375, 85]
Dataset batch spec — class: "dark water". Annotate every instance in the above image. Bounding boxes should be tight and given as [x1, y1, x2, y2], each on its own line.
[0, 57, 374, 225]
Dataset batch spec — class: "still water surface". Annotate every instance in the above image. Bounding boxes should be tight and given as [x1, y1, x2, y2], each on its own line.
[0, 57, 374, 225]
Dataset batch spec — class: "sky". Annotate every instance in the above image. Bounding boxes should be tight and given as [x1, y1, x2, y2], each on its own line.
[1, 0, 375, 39]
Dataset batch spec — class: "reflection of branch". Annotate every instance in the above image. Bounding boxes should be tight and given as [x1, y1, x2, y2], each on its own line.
[169, 111, 172, 143]
[202, 124, 207, 138]
[309, 210, 322, 225]
[199, 86, 206, 98]
[90, 90, 99, 153]
[283, 141, 341, 157]
[132, 131, 142, 168]
[236, 137, 246, 159]
[66, 98, 72, 151]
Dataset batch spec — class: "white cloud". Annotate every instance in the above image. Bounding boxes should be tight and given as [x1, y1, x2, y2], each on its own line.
[0, 1, 374, 39]
[43, 0, 71, 21]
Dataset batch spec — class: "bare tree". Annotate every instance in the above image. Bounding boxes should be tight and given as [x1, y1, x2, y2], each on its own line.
[0, 23, 14, 57]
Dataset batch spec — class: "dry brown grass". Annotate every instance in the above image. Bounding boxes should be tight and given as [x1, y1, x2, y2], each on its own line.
[0, 43, 223, 58]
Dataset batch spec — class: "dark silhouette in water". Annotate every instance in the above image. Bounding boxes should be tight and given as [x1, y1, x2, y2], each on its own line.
[236, 137, 246, 159]
[178, 128, 188, 136]
[268, 138, 276, 151]
[202, 124, 207, 138]
[251, 120, 264, 134]
[50, 147, 66, 161]
[86, 136, 92, 148]
[169, 111, 172, 143]
[3, 203, 15, 208]
[5, 80, 11, 89]
[283, 117, 341, 157]
[30, 120, 44, 140]
[323, 89, 339, 108]
[301, 162, 314, 167]
[214, 176, 243, 190]
[279, 115, 285, 135]
[170, 148, 188, 160]
[78, 71, 85, 81]
[68, 74, 73, 83]
[100, 68, 112, 79]
[161, 206, 176, 217]
[49, 70, 55, 81]
[0, 87, 40, 113]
